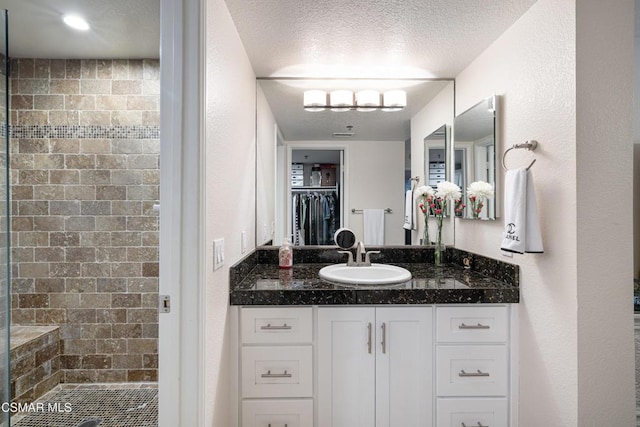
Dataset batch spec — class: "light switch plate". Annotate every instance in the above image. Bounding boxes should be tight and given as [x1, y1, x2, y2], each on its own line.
[213, 238, 224, 270]
[241, 231, 247, 254]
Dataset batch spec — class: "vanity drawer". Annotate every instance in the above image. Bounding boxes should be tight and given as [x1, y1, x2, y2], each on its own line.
[242, 399, 313, 427]
[437, 398, 508, 427]
[436, 345, 508, 397]
[242, 346, 313, 398]
[437, 306, 508, 343]
[241, 307, 313, 344]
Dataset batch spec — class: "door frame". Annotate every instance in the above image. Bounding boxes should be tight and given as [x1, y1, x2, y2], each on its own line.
[158, 0, 205, 425]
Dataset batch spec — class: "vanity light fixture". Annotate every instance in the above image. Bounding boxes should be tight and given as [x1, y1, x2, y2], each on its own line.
[303, 90, 327, 111]
[329, 90, 353, 112]
[303, 89, 406, 112]
[63, 14, 90, 31]
[355, 90, 381, 111]
[382, 90, 407, 112]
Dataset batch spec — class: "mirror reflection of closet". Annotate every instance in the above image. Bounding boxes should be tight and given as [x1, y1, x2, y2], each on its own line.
[453, 95, 498, 220]
[424, 125, 448, 188]
[288, 148, 344, 246]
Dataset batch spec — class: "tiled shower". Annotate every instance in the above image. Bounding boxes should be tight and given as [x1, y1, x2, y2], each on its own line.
[8, 58, 159, 403]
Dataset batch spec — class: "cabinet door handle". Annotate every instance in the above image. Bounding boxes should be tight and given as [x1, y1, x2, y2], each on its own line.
[367, 322, 372, 354]
[261, 370, 292, 378]
[260, 323, 292, 330]
[459, 369, 490, 377]
[381, 322, 386, 354]
[458, 323, 490, 330]
[461, 423, 488, 427]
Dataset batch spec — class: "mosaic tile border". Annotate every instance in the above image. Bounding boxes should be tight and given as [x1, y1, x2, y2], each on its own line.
[9, 125, 160, 140]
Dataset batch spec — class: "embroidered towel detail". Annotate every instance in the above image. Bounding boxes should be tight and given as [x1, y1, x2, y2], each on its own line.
[501, 168, 544, 254]
[403, 190, 416, 230]
[364, 209, 385, 245]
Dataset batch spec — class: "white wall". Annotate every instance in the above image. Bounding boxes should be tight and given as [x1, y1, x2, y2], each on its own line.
[348, 140, 405, 245]
[410, 82, 455, 245]
[575, 1, 634, 424]
[455, 0, 635, 425]
[256, 85, 277, 244]
[205, 0, 257, 425]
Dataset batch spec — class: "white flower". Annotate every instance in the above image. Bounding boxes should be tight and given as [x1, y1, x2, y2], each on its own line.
[467, 181, 494, 200]
[414, 185, 434, 199]
[435, 181, 462, 201]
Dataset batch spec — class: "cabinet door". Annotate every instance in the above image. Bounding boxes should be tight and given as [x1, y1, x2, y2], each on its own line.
[375, 307, 433, 427]
[318, 307, 375, 427]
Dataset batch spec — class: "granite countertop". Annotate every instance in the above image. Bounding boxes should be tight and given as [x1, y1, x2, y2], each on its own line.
[229, 247, 519, 306]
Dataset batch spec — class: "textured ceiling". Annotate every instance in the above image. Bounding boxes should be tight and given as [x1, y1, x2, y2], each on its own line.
[4, 0, 160, 59]
[224, 0, 538, 78]
[227, 0, 537, 141]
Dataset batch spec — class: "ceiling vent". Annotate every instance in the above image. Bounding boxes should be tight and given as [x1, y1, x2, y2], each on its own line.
[332, 132, 355, 138]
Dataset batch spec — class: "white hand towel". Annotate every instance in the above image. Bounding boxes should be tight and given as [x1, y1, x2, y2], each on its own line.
[364, 209, 385, 245]
[501, 168, 544, 254]
[403, 190, 416, 230]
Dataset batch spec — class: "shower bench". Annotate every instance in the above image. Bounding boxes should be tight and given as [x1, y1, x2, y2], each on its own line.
[10, 325, 60, 403]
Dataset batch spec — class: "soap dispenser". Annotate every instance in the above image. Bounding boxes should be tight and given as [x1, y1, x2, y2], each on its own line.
[279, 238, 293, 269]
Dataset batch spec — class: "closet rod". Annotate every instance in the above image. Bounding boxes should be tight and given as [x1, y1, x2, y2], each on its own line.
[291, 187, 337, 192]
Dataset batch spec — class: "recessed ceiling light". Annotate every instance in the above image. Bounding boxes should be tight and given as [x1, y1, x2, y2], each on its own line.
[63, 14, 90, 31]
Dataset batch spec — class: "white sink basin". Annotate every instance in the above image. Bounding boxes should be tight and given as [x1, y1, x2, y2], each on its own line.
[319, 263, 412, 285]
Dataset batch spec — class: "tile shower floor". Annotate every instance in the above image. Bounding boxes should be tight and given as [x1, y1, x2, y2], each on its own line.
[11, 383, 158, 427]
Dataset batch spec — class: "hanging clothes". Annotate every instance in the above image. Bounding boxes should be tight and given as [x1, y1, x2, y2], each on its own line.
[291, 191, 339, 245]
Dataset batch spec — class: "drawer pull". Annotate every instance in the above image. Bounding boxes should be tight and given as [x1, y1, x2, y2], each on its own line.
[458, 323, 490, 330]
[459, 369, 490, 377]
[261, 370, 292, 378]
[267, 425, 288, 427]
[260, 323, 292, 330]
[381, 322, 386, 354]
[461, 423, 488, 427]
[367, 322, 372, 354]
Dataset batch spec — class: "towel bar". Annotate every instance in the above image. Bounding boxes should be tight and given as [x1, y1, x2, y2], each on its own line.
[351, 208, 392, 214]
[502, 140, 538, 171]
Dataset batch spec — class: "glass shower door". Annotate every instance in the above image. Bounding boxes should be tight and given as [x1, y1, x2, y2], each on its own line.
[0, 9, 9, 427]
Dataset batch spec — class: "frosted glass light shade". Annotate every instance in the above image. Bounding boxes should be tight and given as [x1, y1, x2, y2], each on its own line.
[382, 90, 407, 112]
[330, 90, 353, 112]
[303, 90, 327, 111]
[356, 90, 380, 112]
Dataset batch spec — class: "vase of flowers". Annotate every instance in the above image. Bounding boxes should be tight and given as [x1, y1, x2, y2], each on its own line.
[432, 181, 462, 266]
[467, 181, 494, 219]
[415, 185, 435, 245]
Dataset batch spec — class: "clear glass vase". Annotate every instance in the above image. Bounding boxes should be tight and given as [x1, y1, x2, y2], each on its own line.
[422, 218, 430, 246]
[434, 242, 445, 267]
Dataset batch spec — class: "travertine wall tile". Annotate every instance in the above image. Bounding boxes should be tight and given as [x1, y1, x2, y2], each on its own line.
[10, 58, 159, 384]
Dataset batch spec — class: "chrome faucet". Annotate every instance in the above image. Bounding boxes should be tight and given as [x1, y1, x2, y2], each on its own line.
[339, 241, 380, 266]
[355, 241, 366, 265]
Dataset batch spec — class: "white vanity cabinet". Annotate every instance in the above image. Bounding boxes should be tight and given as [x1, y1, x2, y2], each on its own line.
[234, 304, 516, 427]
[317, 307, 433, 427]
[239, 307, 314, 427]
[435, 306, 512, 427]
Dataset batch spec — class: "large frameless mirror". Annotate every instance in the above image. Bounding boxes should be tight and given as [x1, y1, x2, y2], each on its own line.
[255, 78, 455, 247]
[453, 95, 497, 220]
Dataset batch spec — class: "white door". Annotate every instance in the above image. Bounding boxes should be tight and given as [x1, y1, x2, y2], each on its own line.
[318, 307, 376, 427]
[375, 307, 433, 427]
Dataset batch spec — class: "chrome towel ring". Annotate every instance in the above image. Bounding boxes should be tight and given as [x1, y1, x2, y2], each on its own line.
[502, 140, 538, 171]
